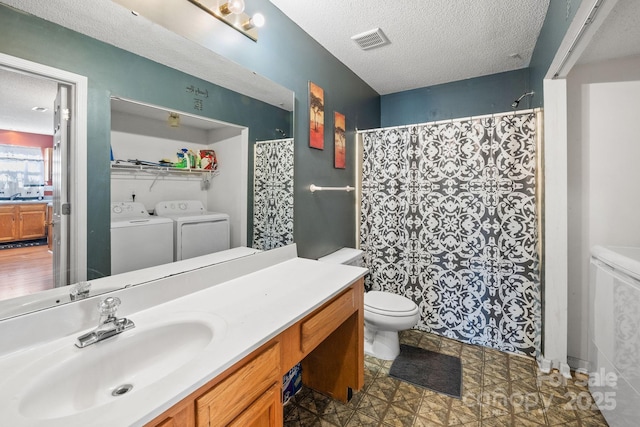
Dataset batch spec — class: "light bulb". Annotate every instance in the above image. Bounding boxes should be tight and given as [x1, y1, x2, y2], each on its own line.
[251, 13, 265, 28]
[243, 13, 265, 30]
[219, 0, 245, 15]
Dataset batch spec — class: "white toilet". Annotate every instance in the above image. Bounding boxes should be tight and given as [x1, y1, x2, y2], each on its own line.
[318, 248, 420, 361]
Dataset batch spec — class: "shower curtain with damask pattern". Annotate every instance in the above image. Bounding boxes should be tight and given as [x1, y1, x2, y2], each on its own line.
[252, 138, 294, 251]
[359, 112, 541, 357]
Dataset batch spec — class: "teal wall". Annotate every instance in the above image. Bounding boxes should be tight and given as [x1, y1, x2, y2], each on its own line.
[529, 0, 583, 107]
[380, 69, 531, 127]
[0, 1, 379, 277]
[225, 0, 381, 259]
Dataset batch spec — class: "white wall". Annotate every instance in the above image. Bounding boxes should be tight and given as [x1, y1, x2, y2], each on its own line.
[543, 79, 569, 370]
[110, 111, 209, 210]
[566, 55, 640, 368]
[206, 129, 248, 248]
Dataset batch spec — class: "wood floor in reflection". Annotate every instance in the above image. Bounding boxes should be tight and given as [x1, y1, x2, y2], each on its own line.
[0, 245, 53, 300]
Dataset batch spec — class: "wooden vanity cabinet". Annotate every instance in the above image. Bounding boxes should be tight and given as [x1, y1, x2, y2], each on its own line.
[153, 404, 194, 427]
[0, 203, 47, 242]
[145, 279, 364, 427]
[196, 343, 281, 427]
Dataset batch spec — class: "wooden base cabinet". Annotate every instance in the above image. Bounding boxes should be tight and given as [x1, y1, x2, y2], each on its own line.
[18, 204, 46, 240]
[0, 205, 17, 243]
[145, 279, 364, 427]
[0, 203, 47, 243]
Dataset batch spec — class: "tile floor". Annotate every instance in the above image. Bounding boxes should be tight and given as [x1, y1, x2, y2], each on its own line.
[284, 330, 609, 426]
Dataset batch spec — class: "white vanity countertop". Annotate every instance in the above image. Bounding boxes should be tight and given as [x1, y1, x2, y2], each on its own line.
[0, 256, 367, 427]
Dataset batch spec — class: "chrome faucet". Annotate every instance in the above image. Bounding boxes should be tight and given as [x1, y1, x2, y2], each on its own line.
[75, 297, 135, 348]
[9, 192, 21, 200]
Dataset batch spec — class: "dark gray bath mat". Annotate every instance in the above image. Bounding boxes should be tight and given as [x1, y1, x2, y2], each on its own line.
[389, 344, 462, 398]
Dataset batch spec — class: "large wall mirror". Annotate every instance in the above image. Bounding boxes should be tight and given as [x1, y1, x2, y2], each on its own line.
[0, 1, 294, 321]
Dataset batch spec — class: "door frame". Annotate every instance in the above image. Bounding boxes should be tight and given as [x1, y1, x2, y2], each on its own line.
[0, 52, 88, 285]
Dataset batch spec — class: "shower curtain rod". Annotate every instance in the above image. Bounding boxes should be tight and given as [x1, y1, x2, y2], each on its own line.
[255, 137, 293, 144]
[356, 107, 542, 134]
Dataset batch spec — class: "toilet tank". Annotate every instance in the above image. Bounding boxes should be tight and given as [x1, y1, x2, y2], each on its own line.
[318, 248, 364, 266]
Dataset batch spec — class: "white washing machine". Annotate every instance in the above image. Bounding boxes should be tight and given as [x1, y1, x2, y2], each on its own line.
[110, 202, 174, 275]
[154, 200, 230, 261]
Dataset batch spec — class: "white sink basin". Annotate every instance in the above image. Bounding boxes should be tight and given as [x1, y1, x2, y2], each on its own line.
[5, 312, 226, 421]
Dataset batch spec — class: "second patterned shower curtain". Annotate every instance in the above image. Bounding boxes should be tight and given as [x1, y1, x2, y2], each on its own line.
[359, 111, 541, 357]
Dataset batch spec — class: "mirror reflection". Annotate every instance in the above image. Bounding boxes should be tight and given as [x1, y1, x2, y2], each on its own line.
[0, 75, 294, 322]
[110, 97, 248, 273]
[0, 68, 57, 303]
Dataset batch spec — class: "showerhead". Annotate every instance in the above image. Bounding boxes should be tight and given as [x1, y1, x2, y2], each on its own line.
[275, 128, 287, 137]
[512, 91, 535, 109]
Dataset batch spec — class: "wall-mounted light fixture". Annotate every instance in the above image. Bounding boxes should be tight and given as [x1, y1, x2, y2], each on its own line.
[187, 0, 265, 42]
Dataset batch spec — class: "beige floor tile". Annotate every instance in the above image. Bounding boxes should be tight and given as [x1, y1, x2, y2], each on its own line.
[448, 403, 481, 424]
[579, 413, 610, 427]
[414, 408, 449, 426]
[353, 393, 389, 422]
[381, 404, 416, 426]
[344, 411, 379, 427]
[479, 414, 513, 426]
[284, 330, 608, 427]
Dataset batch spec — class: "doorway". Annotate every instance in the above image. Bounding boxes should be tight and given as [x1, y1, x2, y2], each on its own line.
[0, 53, 88, 301]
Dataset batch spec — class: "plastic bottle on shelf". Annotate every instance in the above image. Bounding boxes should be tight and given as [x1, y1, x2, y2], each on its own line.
[182, 148, 190, 168]
[188, 149, 197, 169]
[175, 151, 187, 168]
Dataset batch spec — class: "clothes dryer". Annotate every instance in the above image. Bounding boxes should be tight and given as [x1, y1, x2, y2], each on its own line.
[154, 200, 230, 261]
[110, 202, 174, 274]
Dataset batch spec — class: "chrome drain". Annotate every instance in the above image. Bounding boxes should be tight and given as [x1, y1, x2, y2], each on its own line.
[112, 384, 133, 397]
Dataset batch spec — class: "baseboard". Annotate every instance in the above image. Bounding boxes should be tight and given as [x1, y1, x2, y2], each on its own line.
[537, 356, 572, 379]
[567, 356, 590, 374]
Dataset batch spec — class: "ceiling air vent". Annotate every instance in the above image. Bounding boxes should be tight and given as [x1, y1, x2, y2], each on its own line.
[351, 28, 390, 50]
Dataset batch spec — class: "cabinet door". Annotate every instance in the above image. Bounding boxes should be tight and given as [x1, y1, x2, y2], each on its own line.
[0, 206, 17, 242]
[228, 384, 281, 427]
[18, 204, 46, 240]
[196, 344, 280, 427]
[150, 403, 194, 427]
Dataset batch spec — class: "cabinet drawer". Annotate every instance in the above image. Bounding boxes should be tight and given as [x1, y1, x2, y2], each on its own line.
[19, 203, 46, 212]
[196, 343, 280, 427]
[0, 205, 16, 213]
[300, 288, 355, 354]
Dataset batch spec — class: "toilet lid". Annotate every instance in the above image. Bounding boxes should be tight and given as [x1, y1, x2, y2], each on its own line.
[364, 291, 418, 315]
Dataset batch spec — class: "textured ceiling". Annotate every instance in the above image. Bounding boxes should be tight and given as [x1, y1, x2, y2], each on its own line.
[1, 0, 294, 111]
[576, 0, 640, 65]
[0, 68, 57, 135]
[269, 0, 550, 95]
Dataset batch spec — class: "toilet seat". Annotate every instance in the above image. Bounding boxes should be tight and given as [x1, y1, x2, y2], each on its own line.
[364, 291, 418, 317]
